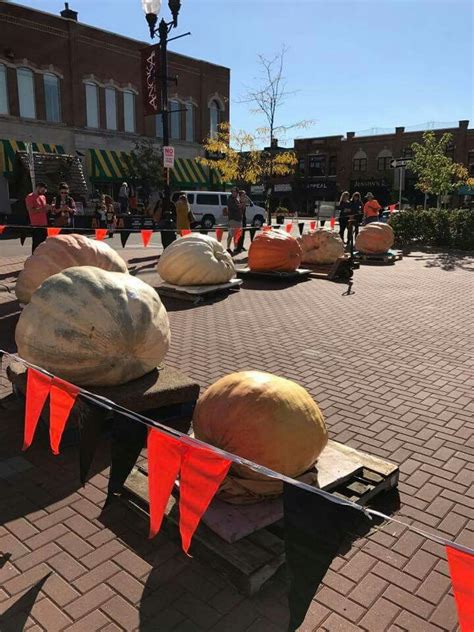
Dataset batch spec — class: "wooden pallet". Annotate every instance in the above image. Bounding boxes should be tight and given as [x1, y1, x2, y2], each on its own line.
[236, 268, 311, 281]
[156, 278, 243, 304]
[121, 440, 398, 595]
[306, 256, 360, 281]
[355, 249, 403, 265]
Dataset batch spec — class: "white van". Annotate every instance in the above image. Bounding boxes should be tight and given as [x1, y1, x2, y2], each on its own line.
[171, 190, 266, 229]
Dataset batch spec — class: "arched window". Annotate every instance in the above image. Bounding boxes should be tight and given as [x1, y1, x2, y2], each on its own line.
[85, 82, 99, 128]
[123, 90, 135, 133]
[376, 149, 393, 171]
[44, 73, 61, 123]
[17, 68, 36, 119]
[209, 99, 221, 139]
[0, 64, 8, 115]
[105, 87, 117, 130]
[186, 101, 194, 142]
[352, 149, 367, 172]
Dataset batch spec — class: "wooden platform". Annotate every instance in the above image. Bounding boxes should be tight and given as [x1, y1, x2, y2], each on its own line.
[306, 255, 359, 281]
[156, 278, 242, 304]
[236, 267, 311, 281]
[121, 440, 399, 595]
[355, 249, 403, 265]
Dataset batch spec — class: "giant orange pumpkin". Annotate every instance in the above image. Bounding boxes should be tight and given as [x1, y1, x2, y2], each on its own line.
[193, 371, 328, 503]
[355, 222, 394, 254]
[248, 230, 302, 272]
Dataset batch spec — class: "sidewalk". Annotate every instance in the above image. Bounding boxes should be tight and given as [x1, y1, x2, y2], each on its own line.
[1, 245, 473, 631]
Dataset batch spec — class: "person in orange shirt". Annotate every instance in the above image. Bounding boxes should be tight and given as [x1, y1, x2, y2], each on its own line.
[363, 192, 382, 224]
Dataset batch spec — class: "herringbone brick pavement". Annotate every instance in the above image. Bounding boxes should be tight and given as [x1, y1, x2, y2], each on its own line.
[0, 238, 473, 631]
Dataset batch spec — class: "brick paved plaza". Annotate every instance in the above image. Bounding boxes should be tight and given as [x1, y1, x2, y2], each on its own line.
[0, 236, 473, 631]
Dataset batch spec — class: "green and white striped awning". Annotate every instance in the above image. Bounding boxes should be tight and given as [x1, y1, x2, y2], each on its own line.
[171, 158, 222, 189]
[88, 148, 135, 182]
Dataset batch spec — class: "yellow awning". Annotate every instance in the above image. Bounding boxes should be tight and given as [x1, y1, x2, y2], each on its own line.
[0, 139, 65, 174]
[88, 148, 134, 181]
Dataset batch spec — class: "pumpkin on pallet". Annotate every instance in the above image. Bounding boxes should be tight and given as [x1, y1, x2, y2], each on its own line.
[248, 230, 302, 272]
[193, 371, 328, 504]
[157, 233, 235, 286]
[355, 222, 394, 254]
[15, 233, 128, 304]
[15, 267, 170, 386]
[298, 228, 344, 265]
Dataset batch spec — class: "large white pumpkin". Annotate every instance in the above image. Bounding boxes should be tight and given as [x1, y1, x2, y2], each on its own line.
[157, 233, 235, 286]
[15, 267, 170, 386]
[298, 229, 344, 264]
[16, 234, 128, 304]
[355, 222, 394, 254]
[193, 371, 328, 503]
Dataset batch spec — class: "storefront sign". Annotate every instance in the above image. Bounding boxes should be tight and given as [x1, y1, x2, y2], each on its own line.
[141, 45, 160, 116]
[251, 185, 265, 194]
[274, 183, 292, 192]
[351, 179, 388, 188]
[163, 146, 175, 169]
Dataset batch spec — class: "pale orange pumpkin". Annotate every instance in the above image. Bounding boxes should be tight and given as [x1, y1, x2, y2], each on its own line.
[193, 371, 328, 503]
[248, 230, 302, 272]
[355, 222, 394, 254]
[15, 233, 128, 304]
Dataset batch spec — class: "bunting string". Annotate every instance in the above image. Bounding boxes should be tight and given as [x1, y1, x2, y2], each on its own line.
[1, 349, 472, 557]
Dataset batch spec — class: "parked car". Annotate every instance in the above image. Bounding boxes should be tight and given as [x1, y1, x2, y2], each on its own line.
[171, 190, 266, 229]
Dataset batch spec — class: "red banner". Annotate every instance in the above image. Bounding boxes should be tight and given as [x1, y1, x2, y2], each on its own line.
[95, 228, 108, 241]
[388, 204, 398, 213]
[49, 378, 79, 455]
[47, 227, 62, 237]
[141, 229, 153, 247]
[446, 545, 474, 631]
[141, 45, 161, 116]
[23, 369, 52, 451]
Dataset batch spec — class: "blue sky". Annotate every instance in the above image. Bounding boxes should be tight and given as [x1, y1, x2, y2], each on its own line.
[18, 0, 474, 144]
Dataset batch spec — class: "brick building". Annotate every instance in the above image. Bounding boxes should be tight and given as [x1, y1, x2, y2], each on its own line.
[0, 1, 230, 209]
[290, 121, 474, 213]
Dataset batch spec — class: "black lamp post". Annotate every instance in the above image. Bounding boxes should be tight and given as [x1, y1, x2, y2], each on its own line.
[142, 0, 185, 249]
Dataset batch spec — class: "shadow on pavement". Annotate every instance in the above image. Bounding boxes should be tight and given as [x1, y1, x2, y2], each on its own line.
[408, 249, 474, 272]
[0, 571, 51, 630]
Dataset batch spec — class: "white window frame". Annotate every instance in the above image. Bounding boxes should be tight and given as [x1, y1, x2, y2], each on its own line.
[17, 67, 36, 119]
[44, 73, 61, 123]
[123, 90, 135, 133]
[85, 82, 99, 128]
[105, 87, 117, 130]
[0, 64, 8, 115]
[185, 101, 194, 142]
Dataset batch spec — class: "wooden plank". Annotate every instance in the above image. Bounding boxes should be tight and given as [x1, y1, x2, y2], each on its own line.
[236, 268, 311, 280]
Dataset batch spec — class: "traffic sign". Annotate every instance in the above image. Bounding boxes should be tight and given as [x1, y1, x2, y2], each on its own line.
[163, 146, 175, 169]
[390, 158, 411, 169]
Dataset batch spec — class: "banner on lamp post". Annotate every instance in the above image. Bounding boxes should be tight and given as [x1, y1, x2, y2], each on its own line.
[141, 45, 161, 116]
[163, 146, 175, 169]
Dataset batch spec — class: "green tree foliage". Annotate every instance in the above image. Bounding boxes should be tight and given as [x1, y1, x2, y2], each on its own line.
[127, 138, 164, 196]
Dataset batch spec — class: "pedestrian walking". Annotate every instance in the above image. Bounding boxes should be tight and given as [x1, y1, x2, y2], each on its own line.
[118, 181, 130, 214]
[235, 189, 249, 253]
[349, 191, 363, 237]
[104, 195, 116, 235]
[337, 191, 351, 243]
[363, 192, 382, 224]
[51, 182, 76, 228]
[25, 181, 51, 253]
[226, 187, 243, 253]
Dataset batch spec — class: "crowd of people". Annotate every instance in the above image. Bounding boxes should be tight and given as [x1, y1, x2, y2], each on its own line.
[337, 191, 382, 244]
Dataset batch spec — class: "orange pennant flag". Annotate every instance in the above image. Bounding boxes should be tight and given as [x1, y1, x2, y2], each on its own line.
[141, 229, 153, 247]
[49, 377, 79, 455]
[0, 225, 5, 234]
[181, 229, 192, 237]
[446, 545, 474, 632]
[215, 227, 223, 242]
[23, 368, 52, 451]
[330, 216, 335, 230]
[263, 225, 271, 232]
[285, 223, 293, 233]
[388, 204, 397, 214]
[95, 228, 107, 241]
[233, 228, 242, 246]
[309, 221, 316, 231]
[47, 227, 62, 237]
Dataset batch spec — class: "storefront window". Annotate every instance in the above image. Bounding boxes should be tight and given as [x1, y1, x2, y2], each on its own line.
[0, 64, 9, 115]
[377, 157, 392, 171]
[17, 68, 36, 119]
[353, 158, 367, 172]
[44, 74, 61, 123]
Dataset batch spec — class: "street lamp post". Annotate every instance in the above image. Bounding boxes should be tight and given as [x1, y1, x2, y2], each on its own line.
[141, 0, 185, 248]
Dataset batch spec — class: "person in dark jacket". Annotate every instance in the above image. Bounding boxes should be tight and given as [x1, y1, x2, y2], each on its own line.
[337, 191, 351, 243]
[349, 191, 363, 238]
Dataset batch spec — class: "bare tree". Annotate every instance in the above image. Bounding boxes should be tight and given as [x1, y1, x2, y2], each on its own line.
[240, 46, 311, 221]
